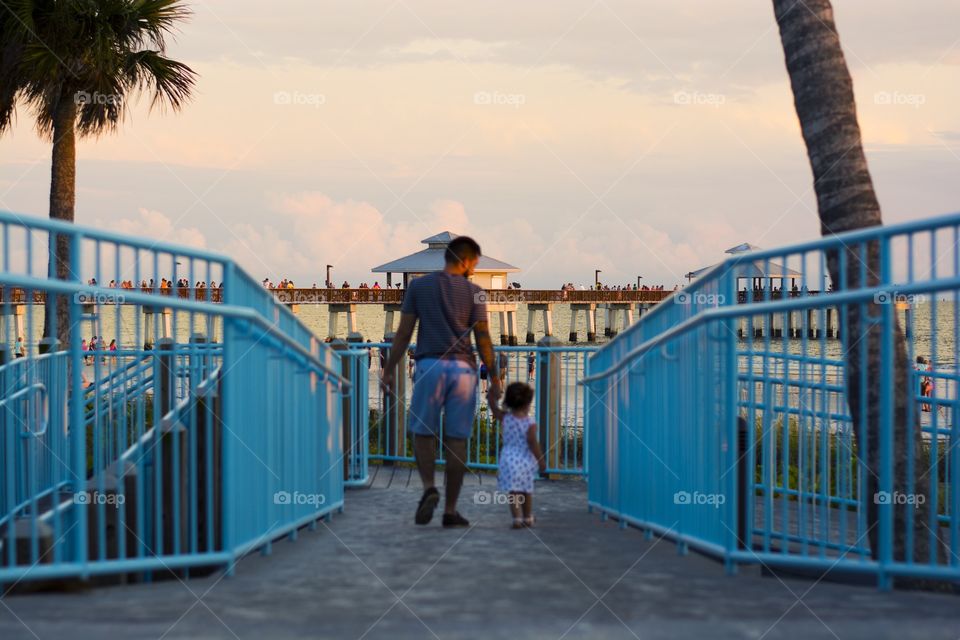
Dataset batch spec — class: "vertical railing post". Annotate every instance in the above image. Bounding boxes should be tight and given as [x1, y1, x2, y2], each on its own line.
[537, 336, 562, 475]
[737, 416, 749, 550]
[330, 338, 352, 481]
[219, 265, 234, 573]
[345, 332, 365, 482]
[157, 338, 174, 417]
[189, 333, 208, 389]
[381, 333, 407, 464]
[195, 372, 222, 554]
[156, 338, 186, 568]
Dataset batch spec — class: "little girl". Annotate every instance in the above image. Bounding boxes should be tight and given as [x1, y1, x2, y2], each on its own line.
[493, 382, 546, 528]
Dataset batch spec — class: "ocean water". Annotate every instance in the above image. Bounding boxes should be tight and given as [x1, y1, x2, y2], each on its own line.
[4, 300, 957, 366]
[4, 302, 626, 350]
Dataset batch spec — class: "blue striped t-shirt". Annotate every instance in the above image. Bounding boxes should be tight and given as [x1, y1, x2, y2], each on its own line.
[401, 272, 487, 364]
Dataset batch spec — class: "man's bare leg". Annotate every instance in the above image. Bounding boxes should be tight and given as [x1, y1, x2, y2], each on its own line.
[443, 437, 467, 515]
[413, 435, 440, 525]
[414, 435, 438, 488]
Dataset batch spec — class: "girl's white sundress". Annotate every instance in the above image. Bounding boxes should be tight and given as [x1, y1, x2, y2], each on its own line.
[497, 413, 539, 493]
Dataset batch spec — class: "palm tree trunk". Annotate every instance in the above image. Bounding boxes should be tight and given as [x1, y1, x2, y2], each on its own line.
[773, 0, 934, 572]
[42, 96, 77, 350]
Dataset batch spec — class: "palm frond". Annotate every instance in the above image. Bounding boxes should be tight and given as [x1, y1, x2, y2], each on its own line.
[119, 0, 193, 51]
[123, 49, 196, 112]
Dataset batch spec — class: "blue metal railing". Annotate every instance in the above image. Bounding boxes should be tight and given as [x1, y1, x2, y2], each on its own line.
[337, 348, 370, 486]
[358, 342, 595, 476]
[585, 212, 960, 588]
[0, 211, 348, 584]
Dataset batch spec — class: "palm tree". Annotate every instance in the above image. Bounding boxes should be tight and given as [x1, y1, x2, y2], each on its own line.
[0, 0, 197, 347]
[772, 0, 934, 574]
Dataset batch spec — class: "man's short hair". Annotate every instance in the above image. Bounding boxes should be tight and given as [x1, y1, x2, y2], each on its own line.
[445, 236, 482, 265]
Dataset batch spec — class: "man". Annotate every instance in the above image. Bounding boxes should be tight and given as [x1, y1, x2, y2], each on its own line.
[382, 236, 502, 527]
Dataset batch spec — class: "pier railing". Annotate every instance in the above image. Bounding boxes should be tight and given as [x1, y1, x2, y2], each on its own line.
[0, 211, 348, 585]
[585, 212, 960, 589]
[273, 288, 671, 305]
[0, 286, 673, 306]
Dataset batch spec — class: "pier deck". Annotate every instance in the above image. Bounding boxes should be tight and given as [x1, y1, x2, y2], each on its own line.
[1, 473, 957, 640]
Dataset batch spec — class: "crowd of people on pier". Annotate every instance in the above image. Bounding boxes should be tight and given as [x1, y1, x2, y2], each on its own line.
[261, 278, 404, 290]
[254, 278, 682, 292]
[262, 278, 299, 289]
[86, 278, 222, 289]
[560, 282, 677, 291]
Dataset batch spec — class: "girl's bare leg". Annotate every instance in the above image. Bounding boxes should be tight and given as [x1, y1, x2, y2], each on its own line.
[509, 492, 523, 526]
[522, 493, 533, 523]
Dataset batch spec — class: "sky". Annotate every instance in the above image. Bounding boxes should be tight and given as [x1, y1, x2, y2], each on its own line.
[1, 0, 959, 288]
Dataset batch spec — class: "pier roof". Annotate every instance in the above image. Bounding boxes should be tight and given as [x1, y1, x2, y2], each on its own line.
[371, 231, 520, 274]
[686, 243, 801, 280]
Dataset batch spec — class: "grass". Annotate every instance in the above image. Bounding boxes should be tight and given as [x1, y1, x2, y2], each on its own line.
[751, 416, 953, 516]
[84, 397, 154, 473]
[366, 406, 585, 468]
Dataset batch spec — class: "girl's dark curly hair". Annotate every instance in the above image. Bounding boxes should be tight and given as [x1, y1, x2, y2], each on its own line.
[503, 381, 534, 411]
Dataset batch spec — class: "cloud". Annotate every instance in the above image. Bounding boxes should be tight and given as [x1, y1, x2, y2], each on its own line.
[223, 193, 478, 284]
[111, 208, 208, 249]
[225, 191, 730, 288]
[178, 0, 960, 93]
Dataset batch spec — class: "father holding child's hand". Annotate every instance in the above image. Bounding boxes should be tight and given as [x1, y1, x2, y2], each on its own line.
[381, 235, 502, 527]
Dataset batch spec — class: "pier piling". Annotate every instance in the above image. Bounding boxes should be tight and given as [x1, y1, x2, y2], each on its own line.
[525, 304, 554, 344]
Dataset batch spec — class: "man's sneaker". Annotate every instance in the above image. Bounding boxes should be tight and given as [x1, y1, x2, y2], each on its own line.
[442, 512, 470, 528]
[415, 487, 440, 525]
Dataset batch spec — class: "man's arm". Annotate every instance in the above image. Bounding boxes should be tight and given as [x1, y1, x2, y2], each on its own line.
[473, 320, 501, 401]
[382, 313, 416, 383]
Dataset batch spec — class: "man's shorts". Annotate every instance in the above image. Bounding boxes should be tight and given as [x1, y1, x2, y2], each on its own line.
[408, 357, 478, 440]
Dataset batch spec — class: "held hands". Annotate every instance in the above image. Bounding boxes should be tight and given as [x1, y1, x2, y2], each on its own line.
[538, 456, 547, 474]
[486, 376, 503, 406]
[381, 368, 394, 389]
[486, 376, 504, 421]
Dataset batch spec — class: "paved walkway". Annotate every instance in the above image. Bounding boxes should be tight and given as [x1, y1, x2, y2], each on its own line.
[1, 471, 959, 639]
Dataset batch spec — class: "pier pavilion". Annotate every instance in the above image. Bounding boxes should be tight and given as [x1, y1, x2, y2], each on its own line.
[685, 242, 843, 339]
[370, 231, 524, 342]
[371, 231, 520, 290]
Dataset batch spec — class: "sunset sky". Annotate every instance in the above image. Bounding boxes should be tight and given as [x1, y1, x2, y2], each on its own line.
[1, 0, 958, 288]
